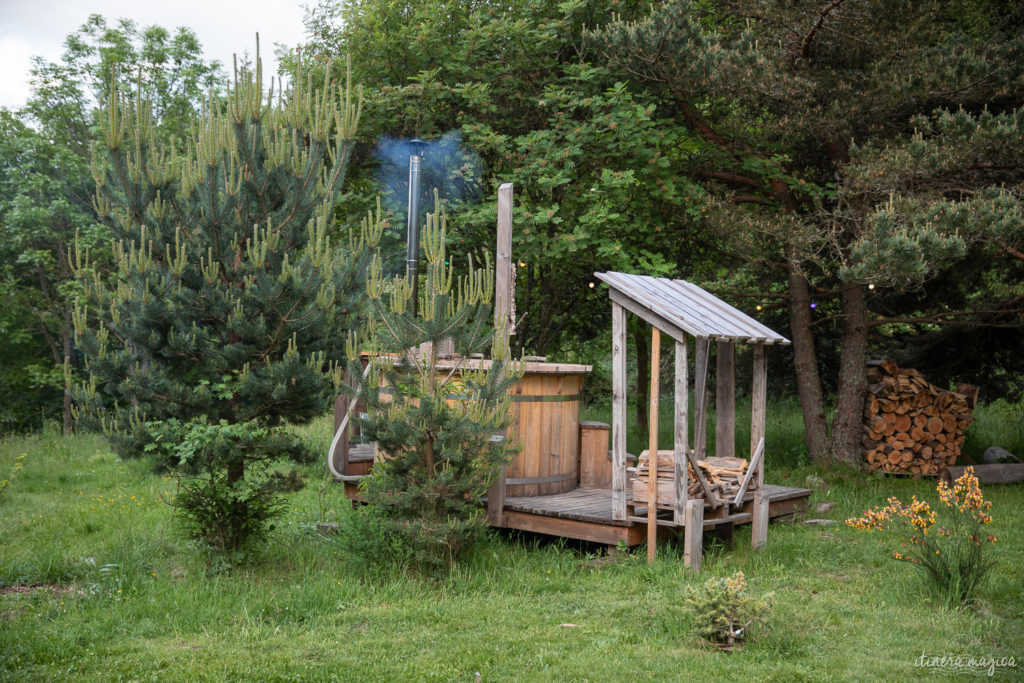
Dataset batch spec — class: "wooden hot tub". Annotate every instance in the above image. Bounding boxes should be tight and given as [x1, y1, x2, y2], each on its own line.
[332, 356, 591, 498]
[504, 361, 592, 496]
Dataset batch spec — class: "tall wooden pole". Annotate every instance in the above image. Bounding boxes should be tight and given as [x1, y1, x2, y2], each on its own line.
[487, 182, 514, 527]
[647, 327, 661, 562]
[611, 302, 627, 521]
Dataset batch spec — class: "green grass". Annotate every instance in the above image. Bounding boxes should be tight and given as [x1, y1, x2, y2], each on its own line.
[1, 418, 1022, 680]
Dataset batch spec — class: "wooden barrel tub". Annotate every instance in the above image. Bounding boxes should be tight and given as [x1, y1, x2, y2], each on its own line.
[504, 361, 592, 496]
[336, 356, 592, 498]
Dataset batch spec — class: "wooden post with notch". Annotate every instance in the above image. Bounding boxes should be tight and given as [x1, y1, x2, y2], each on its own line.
[647, 327, 661, 562]
[611, 301, 627, 521]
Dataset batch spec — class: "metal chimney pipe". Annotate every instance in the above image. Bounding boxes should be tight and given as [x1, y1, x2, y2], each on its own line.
[405, 139, 427, 316]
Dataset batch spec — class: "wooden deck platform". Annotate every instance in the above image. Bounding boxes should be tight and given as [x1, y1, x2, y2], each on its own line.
[498, 485, 811, 546]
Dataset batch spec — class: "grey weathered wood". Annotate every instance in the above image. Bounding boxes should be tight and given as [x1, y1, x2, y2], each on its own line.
[752, 489, 769, 549]
[647, 327, 661, 563]
[608, 288, 688, 344]
[495, 182, 514, 338]
[611, 301, 628, 521]
[487, 464, 506, 527]
[715, 341, 735, 460]
[594, 272, 791, 344]
[684, 498, 703, 572]
[688, 337, 719, 507]
[751, 344, 767, 487]
[733, 437, 765, 506]
[943, 463, 1024, 484]
[673, 338, 689, 525]
[491, 183, 513, 527]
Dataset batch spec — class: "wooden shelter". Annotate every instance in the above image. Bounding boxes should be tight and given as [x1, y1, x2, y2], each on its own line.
[327, 184, 810, 569]
[594, 272, 793, 566]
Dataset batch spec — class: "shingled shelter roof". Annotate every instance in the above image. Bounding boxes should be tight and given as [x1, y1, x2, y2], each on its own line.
[594, 272, 790, 345]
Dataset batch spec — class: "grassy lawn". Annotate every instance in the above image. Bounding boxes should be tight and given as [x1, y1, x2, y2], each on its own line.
[1, 414, 1022, 681]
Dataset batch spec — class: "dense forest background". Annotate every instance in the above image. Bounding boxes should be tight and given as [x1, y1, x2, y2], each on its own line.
[1, 1, 1022, 466]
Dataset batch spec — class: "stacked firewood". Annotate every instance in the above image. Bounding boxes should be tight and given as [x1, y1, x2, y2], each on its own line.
[862, 361, 975, 474]
[630, 450, 754, 507]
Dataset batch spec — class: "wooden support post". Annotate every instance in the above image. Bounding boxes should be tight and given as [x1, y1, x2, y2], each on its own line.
[673, 338, 688, 525]
[752, 489, 769, 550]
[715, 341, 735, 459]
[488, 184, 514, 527]
[688, 337, 719, 507]
[647, 327, 661, 563]
[693, 338, 710, 463]
[751, 344, 767, 488]
[611, 302, 628, 521]
[684, 498, 703, 572]
[495, 182, 514, 338]
[487, 466, 506, 527]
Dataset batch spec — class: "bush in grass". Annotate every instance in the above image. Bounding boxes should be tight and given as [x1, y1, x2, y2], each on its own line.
[0, 452, 28, 501]
[686, 571, 772, 648]
[338, 194, 519, 572]
[846, 467, 997, 606]
[147, 418, 298, 557]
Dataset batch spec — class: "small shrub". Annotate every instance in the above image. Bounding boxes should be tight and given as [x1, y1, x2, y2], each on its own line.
[0, 452, 28, 501]
[147, 419, 296, 560]
[686, 571, 772, 648]
[846, 467, 997, 606]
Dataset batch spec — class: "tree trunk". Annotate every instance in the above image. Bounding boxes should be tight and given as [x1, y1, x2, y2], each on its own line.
[62, 311, 73, 435]
[633, 323, 649, 436]
[787, 262, 829, 462]
[829, 281, 869, 468]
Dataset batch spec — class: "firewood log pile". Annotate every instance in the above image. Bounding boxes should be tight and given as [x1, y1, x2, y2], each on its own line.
[630, 450, 755, 507]
[862, 361, 976, 474]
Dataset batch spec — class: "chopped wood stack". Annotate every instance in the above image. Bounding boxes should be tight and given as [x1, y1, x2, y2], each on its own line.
[630, 450, 755, 508]
[862, 361, 975, 474]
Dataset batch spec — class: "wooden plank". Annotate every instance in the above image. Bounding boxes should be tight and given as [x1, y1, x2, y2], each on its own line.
[501, 510, 641, 546]
[647, 326, 661, 562]
[733, 437, 765, 506]
[673, 338, 689, 525]
[608, 287, 689, 344]
[673, 279, 785, 343]
[715, 341, 736, 459]
[495, 182, 514, 337]
[752, 489, 769, 549]
[751, 344, 767, 487]
[580, 422, 612, 489]
[611, 301, 628, 521]
[684, 498, 703, 572]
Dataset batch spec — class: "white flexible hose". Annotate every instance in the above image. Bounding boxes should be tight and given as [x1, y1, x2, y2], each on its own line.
[327, 362, 373, 479]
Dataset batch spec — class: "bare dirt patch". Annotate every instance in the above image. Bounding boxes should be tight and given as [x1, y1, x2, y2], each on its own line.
[1, 584, 78, 597]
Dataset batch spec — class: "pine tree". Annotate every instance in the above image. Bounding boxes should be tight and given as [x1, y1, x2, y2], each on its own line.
[72, 49, 381, 552]
[344, 192, 519, 570]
